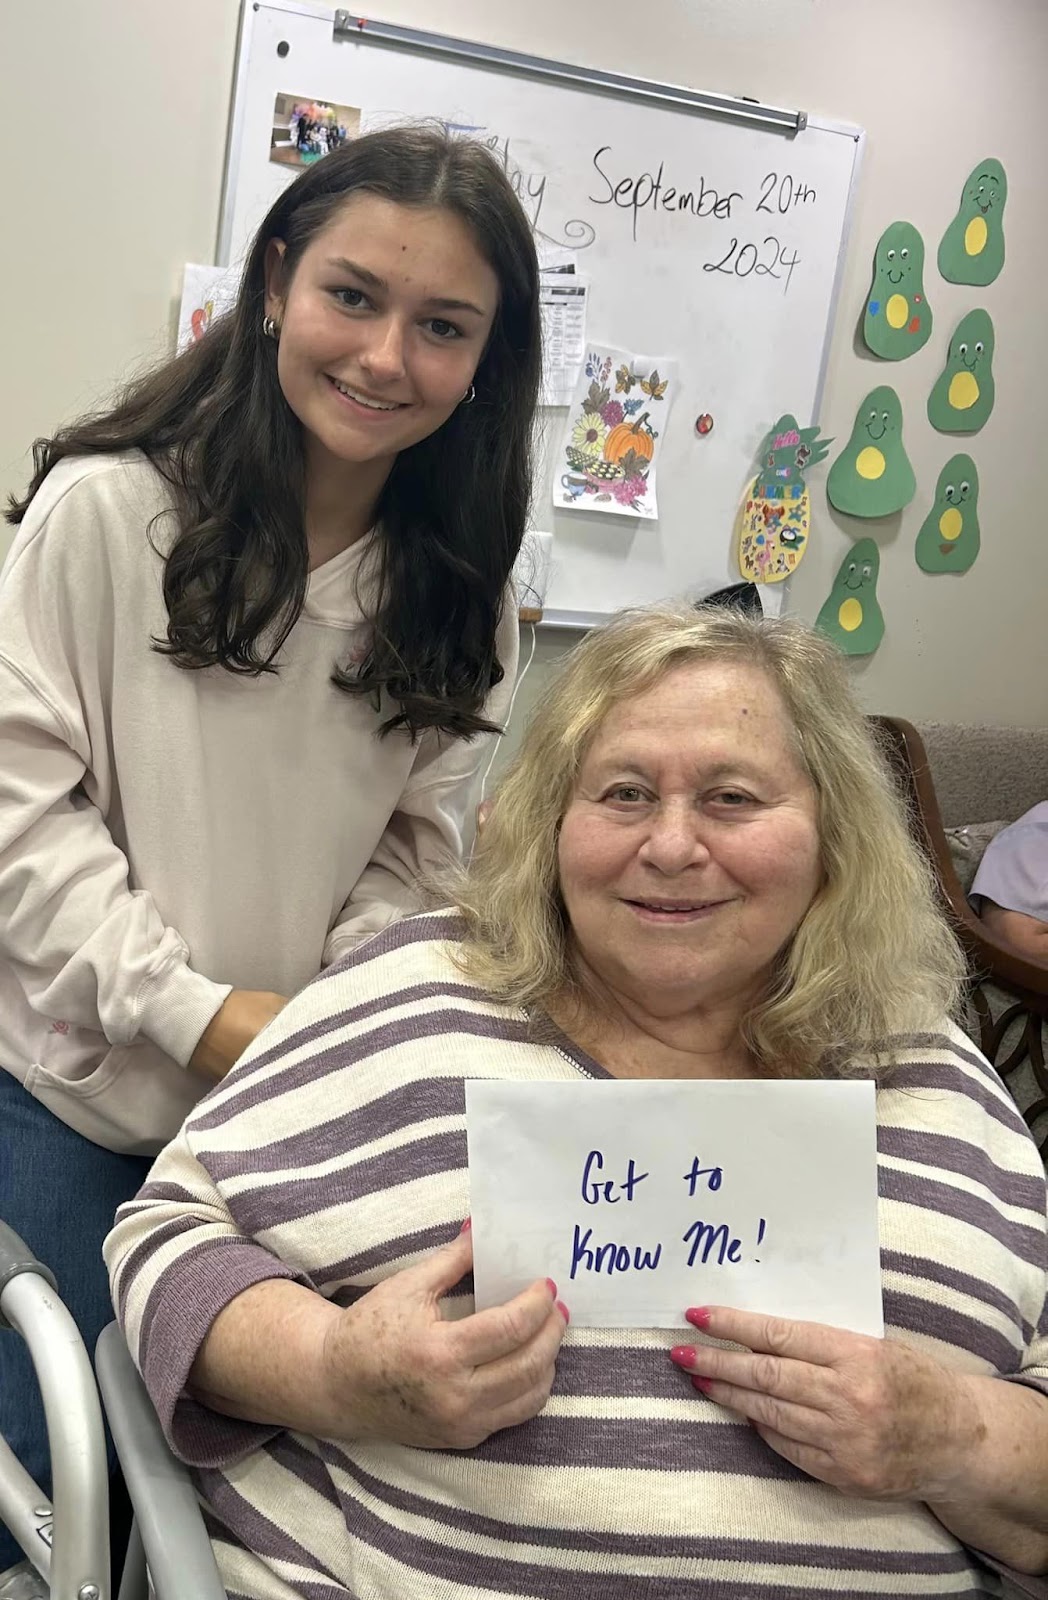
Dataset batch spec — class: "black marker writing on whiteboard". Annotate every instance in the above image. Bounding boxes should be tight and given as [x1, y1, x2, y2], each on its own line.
[475, 132, 596, 250]
[589, 146, 743, 242]
[756, 171, 818, 214]
[703, 235, 801, 293]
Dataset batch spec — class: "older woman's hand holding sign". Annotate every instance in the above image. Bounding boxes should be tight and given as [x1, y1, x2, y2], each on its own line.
[673, 1306, 973, 1499]
[672, 1303, 1048, 1572]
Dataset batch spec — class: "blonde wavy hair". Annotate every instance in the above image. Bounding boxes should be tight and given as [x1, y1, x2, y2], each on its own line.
[450, 603, 964, 1077]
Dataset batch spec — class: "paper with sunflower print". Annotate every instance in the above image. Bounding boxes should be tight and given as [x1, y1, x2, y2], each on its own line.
[554, 346, 677, 520]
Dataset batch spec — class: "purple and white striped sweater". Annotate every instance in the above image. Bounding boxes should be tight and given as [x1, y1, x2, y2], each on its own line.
[106, 912, 1048, 1599]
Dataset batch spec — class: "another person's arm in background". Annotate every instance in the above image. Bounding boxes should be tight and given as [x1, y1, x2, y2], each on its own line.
[978, 901, 1048, 969]
[971, 804, 1048, 969]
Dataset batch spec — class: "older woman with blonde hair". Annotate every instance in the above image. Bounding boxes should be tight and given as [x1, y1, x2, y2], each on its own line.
[107, 605, 1048, 1599]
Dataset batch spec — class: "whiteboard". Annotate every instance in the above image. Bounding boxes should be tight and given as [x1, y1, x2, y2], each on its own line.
[218, 3, 864, 626]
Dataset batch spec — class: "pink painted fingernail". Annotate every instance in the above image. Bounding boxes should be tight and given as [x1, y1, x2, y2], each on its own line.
[459, 1217, 472, 1234]
[685, 1307, 712, 1330]
[545, 1278, 558, 1299]
[691, 1374, 712, 1393]
[556, 1300, 570, 1325]
[669, 1345, 697, 1367]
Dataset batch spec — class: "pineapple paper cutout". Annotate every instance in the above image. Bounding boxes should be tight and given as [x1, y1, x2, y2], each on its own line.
[737, 414, 832, 584]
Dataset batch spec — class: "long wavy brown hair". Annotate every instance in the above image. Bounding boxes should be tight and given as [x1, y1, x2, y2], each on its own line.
[7, 125, 542, 738]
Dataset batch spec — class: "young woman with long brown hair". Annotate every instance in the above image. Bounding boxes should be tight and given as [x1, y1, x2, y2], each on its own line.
[0, 123, 540, 1581]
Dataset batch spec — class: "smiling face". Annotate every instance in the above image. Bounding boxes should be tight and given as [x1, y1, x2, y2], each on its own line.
[947, 310, 994, 373]
[862, 387, 900, 442]
[556, 660, 823, 1021]
[837, 538, 879, 591]
[264, 193, 499, 478]
[875, 222, 923, 288]
[964, 160, 1007, 217]
[936, 455, 978, 512]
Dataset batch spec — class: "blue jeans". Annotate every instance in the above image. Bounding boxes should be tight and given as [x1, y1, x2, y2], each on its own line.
[0, 1070, 152, 1570]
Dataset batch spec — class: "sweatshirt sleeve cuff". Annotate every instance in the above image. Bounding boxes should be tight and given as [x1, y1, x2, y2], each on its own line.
[136, 1238, 308, 1467]
[136, 959, 233, 1068]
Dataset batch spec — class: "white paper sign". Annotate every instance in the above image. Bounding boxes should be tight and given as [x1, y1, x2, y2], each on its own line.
[465, 1080, 883, 1335]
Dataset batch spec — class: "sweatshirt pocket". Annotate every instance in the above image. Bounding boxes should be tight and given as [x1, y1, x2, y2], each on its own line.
[29, 1036, 133, 1102]
[25, 1040, 207, 1156]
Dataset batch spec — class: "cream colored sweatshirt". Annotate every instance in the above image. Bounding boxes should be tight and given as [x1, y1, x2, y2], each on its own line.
[0, 452, 517, 1153]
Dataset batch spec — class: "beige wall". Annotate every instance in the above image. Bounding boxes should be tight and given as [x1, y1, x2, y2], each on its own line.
[3, 0, 1046, 766]
[0, 0, 242, 500]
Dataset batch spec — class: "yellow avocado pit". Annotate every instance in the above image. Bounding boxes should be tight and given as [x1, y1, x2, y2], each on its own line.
[886, 294, 909, 329]
[938, 507, 963, 541]
[855, 446, 886, 480]
[965, 216, 988, 256]
[838, 598, 863, 632]
[948, 371, 980, 410]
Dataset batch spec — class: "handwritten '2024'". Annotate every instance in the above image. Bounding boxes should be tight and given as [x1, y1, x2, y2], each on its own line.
[570, 1148, 767, 1280]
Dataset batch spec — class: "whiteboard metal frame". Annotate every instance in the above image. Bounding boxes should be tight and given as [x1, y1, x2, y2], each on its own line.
[332, 12, 808, 133]
[215, 0, 866, 630]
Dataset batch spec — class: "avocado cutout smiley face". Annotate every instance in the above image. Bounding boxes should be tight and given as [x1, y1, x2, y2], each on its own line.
[915, 455, 980, 574]
[863, 221, 932, 359]
[939, 159, 1007, 286]
[815, 538, 884, 657]
[827, 387, 916, 517]
[928, 310, 995, 433]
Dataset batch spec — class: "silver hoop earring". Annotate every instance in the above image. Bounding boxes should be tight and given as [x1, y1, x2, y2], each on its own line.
[262, 314, 279, 340]
[460, 383, 476, 405]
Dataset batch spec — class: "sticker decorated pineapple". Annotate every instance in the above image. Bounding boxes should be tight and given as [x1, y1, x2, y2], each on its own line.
[736, 413, 832, 583]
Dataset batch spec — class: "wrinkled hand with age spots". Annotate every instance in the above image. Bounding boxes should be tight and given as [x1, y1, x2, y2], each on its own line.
[320, 1225, 568, 1450]
[670, 1305, 984, 1502]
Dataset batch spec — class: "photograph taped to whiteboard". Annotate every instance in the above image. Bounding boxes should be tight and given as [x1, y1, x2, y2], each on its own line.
[271, 92, 360, 167]
[556, 347, 677, 520]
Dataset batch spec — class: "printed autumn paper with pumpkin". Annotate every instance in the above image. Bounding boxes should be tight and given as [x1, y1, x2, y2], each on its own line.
[555, 348, 676, 520]
[736, 413, 832, 584]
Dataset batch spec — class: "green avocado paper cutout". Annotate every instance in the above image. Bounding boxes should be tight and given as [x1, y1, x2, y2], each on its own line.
[863, 221, 932, 359]
[938, 159, 1007, 286]
[927, 310, 995, 433]
[827, 387, 916, 517]
[915, 455, 980, 574]
[815, 539, 884, 656]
